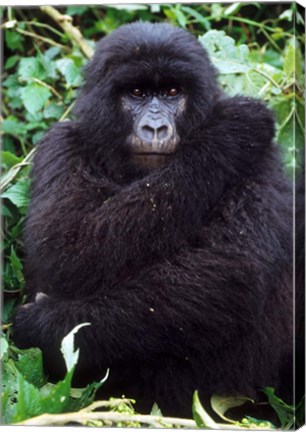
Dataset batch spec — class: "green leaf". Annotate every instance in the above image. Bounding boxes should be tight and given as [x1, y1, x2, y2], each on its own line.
[43, 103, 65, 119]
[284, 38, 302, 83]
[279, 9, 293, 21]
[199, 30, 250, 74]
[10, 246, 24, 286]
[16, 348, 46, 388]
[211, 3, 223, 21]
[4, 55, 20, 70]
[5, 30, 24, 50]
[61, 323, 91, 372]
[12, 373, 44, 422]
[1, 151, 22, 168]
[192, 390, 218, 428]
[211, 394, 253, 423]
[44, 46, 61, 60]
[1, 179, 30, 208]
[223, 2, 243, 16]
[150, 402, 163, 416]
[56, 58, 82, 87]
[2, 118, 26, 136]
[18, 57, 46, 81]
[66, 5, 89, 15]
[172, 6, 188, 28]
[69, 371, 108, 411]
[284, 41, 295, 80]
[2, 359, 19, 423]
[1, 204, 14, 218]
[2, 298, 17, 323]
[181, 6, 211, 30]
[0, 337, 9, 360]
[263, 388, 294, 428]
[20, 83, 51, 115]
[40, 369, 75, 414]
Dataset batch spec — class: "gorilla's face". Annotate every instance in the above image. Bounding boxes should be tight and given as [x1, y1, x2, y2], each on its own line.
[75, 22, 220, 176]
[122, 84, 186, 169]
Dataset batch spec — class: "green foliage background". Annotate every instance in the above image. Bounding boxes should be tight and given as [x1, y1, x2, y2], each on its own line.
[1, 3, 305, 427]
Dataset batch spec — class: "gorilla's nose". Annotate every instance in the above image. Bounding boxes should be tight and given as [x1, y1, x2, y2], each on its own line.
[138, 118, 172, 143]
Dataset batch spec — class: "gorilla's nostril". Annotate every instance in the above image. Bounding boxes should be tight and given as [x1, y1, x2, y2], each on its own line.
[140, 123, 171, 143]
[141, 125, 155, 142]
[157, 125, 170, 140]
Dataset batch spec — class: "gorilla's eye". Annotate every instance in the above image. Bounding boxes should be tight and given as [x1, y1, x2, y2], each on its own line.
[165, 87, 179, 97]
[131, 88, 146, 98]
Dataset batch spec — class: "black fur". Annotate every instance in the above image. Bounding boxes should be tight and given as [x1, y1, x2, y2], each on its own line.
[13, 22, 293, 417]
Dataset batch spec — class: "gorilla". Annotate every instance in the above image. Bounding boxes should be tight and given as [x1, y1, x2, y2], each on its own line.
[13, 22, 293, 417]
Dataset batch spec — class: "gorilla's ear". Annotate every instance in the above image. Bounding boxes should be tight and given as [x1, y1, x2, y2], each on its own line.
[211, 96, 275, 146]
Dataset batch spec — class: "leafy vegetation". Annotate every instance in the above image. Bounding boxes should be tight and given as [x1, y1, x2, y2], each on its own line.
[1, 3, 304, 427]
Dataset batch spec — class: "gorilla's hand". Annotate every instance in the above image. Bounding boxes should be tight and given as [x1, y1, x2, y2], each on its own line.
[13, 293, 51, 350]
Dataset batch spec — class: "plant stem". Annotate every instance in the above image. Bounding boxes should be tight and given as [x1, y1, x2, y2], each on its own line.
[15, 27, 69, 52]
[32, 78, 63, 100]
[40, 6, 94, 59]
[252, 68, 281, 89]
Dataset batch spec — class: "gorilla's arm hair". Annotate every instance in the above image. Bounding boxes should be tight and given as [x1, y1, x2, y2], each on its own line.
[24, 97, 274, 294]
[14, 243, 269, 374]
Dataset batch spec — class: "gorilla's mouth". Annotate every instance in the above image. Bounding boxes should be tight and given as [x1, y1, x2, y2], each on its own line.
[132, 152, 173, 169]
[133, 152, 173, 156]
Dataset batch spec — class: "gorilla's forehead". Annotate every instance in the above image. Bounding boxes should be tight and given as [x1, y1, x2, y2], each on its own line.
[110, 57, 199, 88]
[96, 22, 208, 80]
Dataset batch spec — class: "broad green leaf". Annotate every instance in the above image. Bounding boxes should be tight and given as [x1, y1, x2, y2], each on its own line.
[294, 41, 303, 84]
[40, 369, 75, 414]
[2, 179, 30, 208]
[1, 204, 14, 218]
[242, 69, 268, 97]
[20, 83, 51, 115]
[0, 337, 9, 360]
[5, 30, 23, 50]
[10, 246, 24, 286]
[4, 55, 20, 70]
[284, 41, 295, 80]
[2, 118, 26, 136]
[38, 53, 58, 80]
[214, 59, 249, 74]
[1, 151, 22, 168]
[12, 373, 43, 422]
[18, 57, 46, 82]
[263, 387, 294, 428]
[69, 370, 108, 411]
[199, 30, 250, 74]
[2, 297, 17, 323]
[16, 348, 46, 388]
[43, 103, 65, 119]
[211, 394, 253, 423]
[2, 359, 19, 423]
[192, 390, 218, 428]
[45, 46, 61, 60]
[284, 38, 302, 83]
[56, 58, 82, 87]
[279, 9, 293, 21]
[32, 130, 46, 145]
[61, 323, 91, 372]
